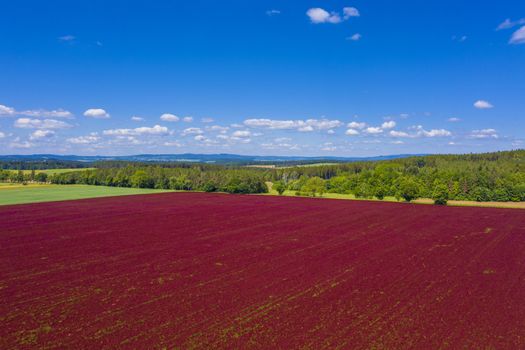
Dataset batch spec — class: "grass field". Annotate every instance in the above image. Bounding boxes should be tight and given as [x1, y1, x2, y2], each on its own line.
[0, 184, 171, 206]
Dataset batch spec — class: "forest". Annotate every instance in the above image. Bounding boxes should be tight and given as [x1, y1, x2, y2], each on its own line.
[1, 150, 524, 203]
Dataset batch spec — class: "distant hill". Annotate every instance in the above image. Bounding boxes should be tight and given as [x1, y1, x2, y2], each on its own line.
[0, 153, 426, 165]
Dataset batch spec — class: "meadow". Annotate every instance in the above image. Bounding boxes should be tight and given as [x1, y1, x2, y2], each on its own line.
[0, 184, 171, 206]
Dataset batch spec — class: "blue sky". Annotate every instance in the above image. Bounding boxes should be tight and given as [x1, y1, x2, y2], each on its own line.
[1, 0, 524, 156]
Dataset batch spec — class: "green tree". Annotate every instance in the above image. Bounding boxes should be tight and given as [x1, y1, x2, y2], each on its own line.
[397, 177, 420, 202]
[273, 181, 286, 195]
[301, 177, 325, 197]
[432, 183, 449, 205]
[130, 170, 153, 188]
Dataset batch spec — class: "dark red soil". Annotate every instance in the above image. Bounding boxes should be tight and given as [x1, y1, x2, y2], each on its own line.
[1, 193, 525, 349]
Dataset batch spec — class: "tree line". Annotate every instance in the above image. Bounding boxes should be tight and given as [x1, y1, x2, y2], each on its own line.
[269, 150, 525, 204]
[2, 150, 525, 203]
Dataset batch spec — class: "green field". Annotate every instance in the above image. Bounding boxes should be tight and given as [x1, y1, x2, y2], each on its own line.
[0, 184, 171, 206]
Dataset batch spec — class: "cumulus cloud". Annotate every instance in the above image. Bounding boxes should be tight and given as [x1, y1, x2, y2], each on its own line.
[343, 7, 360, 19]
[448, 117, 461, 122]
[347, 121, 366, 129]
[381, 121, 396, 129]
[131, 116, 144, 122]
[21, 109, 73, 118]
[0, 104, 73, 118]
[207, 125, 229, 133]
[0, 104, 15, 116]
[420, 129, 451, 137]
[103, 125, 169, 136]
[345, 129, 359, 136]
[389, 126, 452, 138]
[347, 33, 362, 41]
[389, 130, 410, 138]
[266, 9, 281, 16]
[30, 130, 55, 140]
[183, 116, 194, 122]
[244, 118, 343, 131]
[160, 113, 179, 122]
[306, 8, 341, 24]
[181, 127, 203, 136]
[201, 117, 214, 123]
[164, 141, 182, 147]
[307, 6, 359, 24]
[67, 133, 101, 144]
[14, 118, 72, 129]
[84, 108, 110, 119]
[232, 130, 251, 138]
[510, 26, 525, 44]
[497, 18, 525, 30]
[474, 100, 494, 109]
[364, 126, 383, 134]
[470, 129, 499, 139]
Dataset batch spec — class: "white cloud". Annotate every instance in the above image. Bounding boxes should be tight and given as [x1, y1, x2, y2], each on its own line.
[0, 104, 15, 116]
[448, 117, 461, 122]
[345, 129, 359, 136]
[470, 129, 499, 139]
[131, 116, 144, 122]
[381, 121, 396, 129]
[58, 35, 75, 42]
[347, 121, 366, 129]
[201, 117, 214, 123]
[30, 130, 55, 140]
[510, 26, 525, 44]
[389, 130, 410, 138]
[364, 127, 383, 134]
[232, 130, 251, 138]
[452, 35, 467, 42]
[391, 140, 404, 144]
[194, 135, 206, 141]
[181, 127, 203, 136]
[67, 133, 101, 144]
[164, 141, 182, 147]
[327, 129, 335, 134]
[343, 7, 360, 19]
[298, 125, 314, 132]
[261, 142, 300, 150]
[306, 8, 341, 24]
[103, 125, 169, 136]
[474, 100, 494, 109]
[0, 131, 5, 138]
[21, 109, 73, 119]
[84, 108, 110, 119]
[244, 118, 342, 131]
[420, 128, 451, 137]
[0, 104, 73, 118]
[390, 126, 452, 138]
[497, 18, 525, 30]
[266, 9, 281, 16]
[347, 33, 362, 41]
[10, 141, 33, 149]
[207, 125, 229, 133]
[160, 113, 179, 122]
[14, 118, 72, 129]
[183, 116, 193, 122]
